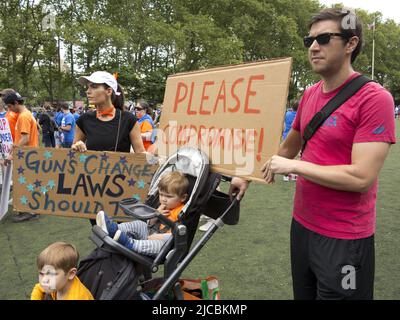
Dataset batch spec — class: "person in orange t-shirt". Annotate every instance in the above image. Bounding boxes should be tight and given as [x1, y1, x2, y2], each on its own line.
[2, 91, 39, 222]
[3, 92, 38, 148]
[134, 99, 155, 151]
[14, 108, 39, 148]
[96, 171, 189, 257]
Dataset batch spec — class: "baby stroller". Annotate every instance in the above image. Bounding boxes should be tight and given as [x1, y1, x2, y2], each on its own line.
[77, 147, 240, 300]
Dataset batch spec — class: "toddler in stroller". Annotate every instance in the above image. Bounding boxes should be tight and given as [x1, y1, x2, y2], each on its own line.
[96, 171, 190, 257]
[77, 147, 240, 300]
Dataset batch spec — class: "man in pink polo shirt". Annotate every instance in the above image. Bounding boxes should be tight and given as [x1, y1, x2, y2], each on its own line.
[232, 8, 396, 299]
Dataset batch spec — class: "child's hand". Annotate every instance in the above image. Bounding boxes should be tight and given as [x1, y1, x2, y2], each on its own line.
[157, 204, 170, 216]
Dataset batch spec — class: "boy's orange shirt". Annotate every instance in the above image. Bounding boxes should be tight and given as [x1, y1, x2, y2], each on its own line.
[15, 109, 39, 147]
[159, 203, 185, 233]
[31, 276, 94, 300]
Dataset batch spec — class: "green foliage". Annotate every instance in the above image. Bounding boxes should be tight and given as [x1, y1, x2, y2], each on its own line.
[0, 0, 399, 104]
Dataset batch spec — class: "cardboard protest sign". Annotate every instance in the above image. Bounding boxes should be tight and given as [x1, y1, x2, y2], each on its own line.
[0, 116, 13, 220]
[157, 58, 292, 183]
[12, 147, 158, 220]
[0, 116, 13, 158]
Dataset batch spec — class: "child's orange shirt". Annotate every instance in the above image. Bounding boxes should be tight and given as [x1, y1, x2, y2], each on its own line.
[159, 203, 184, 233]
[31, 276, 94, 300]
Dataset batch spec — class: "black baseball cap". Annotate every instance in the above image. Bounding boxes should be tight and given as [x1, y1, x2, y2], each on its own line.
[2, 92, 25, 104]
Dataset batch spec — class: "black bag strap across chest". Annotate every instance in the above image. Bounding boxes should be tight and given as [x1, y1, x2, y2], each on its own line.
[301, 74, 373, 154]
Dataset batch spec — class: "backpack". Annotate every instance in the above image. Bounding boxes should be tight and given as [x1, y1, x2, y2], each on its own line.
[77, 247, 140, 300]
[50, 118, 58, 133]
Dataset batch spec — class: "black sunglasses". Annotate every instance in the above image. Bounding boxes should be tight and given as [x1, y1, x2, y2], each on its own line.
[134, 107, 144, 111]
[303, 32, 349, 48]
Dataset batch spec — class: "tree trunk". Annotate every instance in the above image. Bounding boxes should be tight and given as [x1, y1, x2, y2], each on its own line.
[70, 44, 76, 108]
[11, 51, 18, 88]
[57, 36, 61, 101]
[49, 60, 54, 104]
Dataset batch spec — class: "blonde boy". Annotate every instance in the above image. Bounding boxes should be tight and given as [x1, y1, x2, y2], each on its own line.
[31, 242, 93, 300]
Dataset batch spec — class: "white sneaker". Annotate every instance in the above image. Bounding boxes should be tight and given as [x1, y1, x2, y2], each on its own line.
[96, 211, 107, 234]
[283, 175, 290, 182]
[113, 229, 121, 241]
[199, 220, 215, 232]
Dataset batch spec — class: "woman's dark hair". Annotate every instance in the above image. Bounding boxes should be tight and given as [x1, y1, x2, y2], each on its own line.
[137, 99, 153, 117]
[309, 8, 363, 63]
[103, 84, 125, 110]
[137, 99, 149, 110]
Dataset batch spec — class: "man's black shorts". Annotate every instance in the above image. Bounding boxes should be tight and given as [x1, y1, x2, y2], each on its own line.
[290, 218, 375, 300]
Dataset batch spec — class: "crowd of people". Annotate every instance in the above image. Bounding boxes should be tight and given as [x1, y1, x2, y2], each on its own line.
[29, 99, 162, 153]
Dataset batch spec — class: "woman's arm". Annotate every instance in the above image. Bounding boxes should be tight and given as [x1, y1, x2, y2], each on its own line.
[71, 125, 87, 152]
[130, 122, 146, 153]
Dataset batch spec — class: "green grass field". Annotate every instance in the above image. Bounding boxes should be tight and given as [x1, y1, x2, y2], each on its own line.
[1, 122, 399, 300]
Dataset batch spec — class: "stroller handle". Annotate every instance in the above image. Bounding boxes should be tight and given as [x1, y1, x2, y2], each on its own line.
[153, 197, 239, 300]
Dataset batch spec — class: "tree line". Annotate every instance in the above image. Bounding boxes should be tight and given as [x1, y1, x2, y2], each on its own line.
[0, 0, 399, 106]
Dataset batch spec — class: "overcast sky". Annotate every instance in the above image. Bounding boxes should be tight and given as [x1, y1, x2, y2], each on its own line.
[319, 0, 400, 23]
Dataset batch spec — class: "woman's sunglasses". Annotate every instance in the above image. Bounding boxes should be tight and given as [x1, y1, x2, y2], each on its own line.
[303, 32, 349, 48]
[134, 107, 144, 111]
